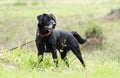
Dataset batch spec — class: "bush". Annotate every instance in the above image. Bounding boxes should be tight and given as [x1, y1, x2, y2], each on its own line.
[13, 2, 27, 6]
[84, 21, 104, 49]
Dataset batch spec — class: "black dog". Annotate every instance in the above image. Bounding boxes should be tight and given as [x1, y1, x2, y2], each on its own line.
[36, 13, 86, 67]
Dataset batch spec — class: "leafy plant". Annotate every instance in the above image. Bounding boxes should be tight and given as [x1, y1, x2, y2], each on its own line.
[84, 21, 104, 49]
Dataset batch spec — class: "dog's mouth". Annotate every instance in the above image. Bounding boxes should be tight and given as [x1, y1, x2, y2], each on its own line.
[45, 25, 54, 31]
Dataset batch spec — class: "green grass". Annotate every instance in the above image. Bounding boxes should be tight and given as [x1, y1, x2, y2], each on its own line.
[0, 0, 120, 78]
[0, 48, 120, 78]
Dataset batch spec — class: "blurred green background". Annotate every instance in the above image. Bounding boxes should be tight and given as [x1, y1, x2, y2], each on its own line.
[0, 0, 120, 78]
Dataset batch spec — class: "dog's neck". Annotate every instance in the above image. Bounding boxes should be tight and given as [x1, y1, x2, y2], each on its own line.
[38, 31, 52, 37]
[37, 28, 53, 37]
[37, 29, 52, 37]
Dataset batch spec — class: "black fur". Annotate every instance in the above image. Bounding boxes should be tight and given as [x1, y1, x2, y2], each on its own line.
[36, 13, 86, 67]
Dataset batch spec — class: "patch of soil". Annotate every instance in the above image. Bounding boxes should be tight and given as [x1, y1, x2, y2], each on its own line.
[0, 54, 20, 70]
[5, 63, 20, 70]
[104, 8, 120, 21]
[82, 38, 102, 51]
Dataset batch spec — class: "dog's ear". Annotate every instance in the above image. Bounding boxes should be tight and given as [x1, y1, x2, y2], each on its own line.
[37, 15, 41, 20]
[37, 15, 43, 24]
[37, 15, 42, 29]
[49, 14, 56, 22]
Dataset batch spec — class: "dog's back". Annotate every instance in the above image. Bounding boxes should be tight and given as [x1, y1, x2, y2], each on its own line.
[52, 30, 86, 50]
[53, 30, 86, 45]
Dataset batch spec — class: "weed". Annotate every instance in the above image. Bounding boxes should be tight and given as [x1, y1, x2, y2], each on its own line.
[84, 21, 104, 49]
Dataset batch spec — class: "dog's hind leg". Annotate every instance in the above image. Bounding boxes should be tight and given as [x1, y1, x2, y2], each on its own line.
[72, 49, 86, 67]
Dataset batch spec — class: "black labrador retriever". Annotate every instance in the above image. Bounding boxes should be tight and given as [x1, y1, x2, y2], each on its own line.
[36, 13, 86, 67]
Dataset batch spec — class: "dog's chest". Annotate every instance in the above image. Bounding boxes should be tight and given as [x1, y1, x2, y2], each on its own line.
[41, 36, 67, 52]
[44, 43, 53, 52]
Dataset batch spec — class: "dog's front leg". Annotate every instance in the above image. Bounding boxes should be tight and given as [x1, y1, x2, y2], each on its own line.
[38, 51, 44, 63]
[60, 50, 69, 67]
[52, 49, 58, 67]
[36, 43, 45, 63]
[36, 37, 44, 63]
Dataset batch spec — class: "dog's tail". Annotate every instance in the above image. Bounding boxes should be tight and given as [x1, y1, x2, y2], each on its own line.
[71, 31, 86, 44]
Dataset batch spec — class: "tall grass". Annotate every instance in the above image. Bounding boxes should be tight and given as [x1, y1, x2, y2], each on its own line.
[0, 48, 120, 78]
[0, 0, 120, 78]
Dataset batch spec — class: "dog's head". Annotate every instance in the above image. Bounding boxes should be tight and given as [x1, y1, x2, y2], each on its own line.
[37, 13, 56, 32]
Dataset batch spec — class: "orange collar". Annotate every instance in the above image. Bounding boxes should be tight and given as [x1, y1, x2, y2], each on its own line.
[38, 32, 52, 37]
